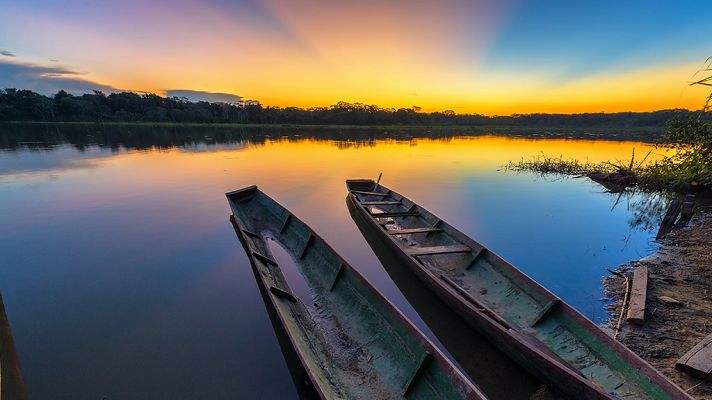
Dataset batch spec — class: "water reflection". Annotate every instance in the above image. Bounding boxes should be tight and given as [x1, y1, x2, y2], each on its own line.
[0, 124, 667, 399]
[0, 122, 661, 153]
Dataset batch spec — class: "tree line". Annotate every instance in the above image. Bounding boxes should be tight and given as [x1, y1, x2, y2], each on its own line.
[0, 88, 705, 128]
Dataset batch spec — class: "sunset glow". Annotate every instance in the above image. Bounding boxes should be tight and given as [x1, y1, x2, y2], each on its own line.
[1, 0, 710, 113]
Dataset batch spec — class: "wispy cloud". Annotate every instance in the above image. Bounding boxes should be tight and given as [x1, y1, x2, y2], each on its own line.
[166, 90, 242, 104]
[0, 60, 117, 94]
[0, 50, 16, 57]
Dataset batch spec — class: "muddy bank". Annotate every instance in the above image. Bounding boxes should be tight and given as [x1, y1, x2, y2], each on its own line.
[604, 209, 712, 398]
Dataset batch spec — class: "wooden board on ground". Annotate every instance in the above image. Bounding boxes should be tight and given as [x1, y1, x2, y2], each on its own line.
[626, 265, 648, 325]
[676, 332, 712, 380]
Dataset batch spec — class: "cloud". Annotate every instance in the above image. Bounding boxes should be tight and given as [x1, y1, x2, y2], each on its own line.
[166, 90, 242, 104]
[0, 60, 117, 95]
[1, 50, 16, 57]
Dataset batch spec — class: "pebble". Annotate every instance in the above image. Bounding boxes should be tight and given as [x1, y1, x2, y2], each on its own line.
[658, 296, 682, 306]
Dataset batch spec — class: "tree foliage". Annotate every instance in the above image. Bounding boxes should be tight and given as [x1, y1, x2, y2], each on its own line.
[649, 59, 712, 189]
[0, 88, 705, 128]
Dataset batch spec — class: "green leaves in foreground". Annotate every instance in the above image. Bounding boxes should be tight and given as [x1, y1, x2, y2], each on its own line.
[645, 115, 712, 190]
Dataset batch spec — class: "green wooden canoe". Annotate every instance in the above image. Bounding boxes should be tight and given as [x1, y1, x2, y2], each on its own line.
[227, 185, 487, 400]
[346, 179, 691, 400]
[0, 292, 26, 400]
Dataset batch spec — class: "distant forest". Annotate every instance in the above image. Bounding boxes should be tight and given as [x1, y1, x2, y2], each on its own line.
[0, 88, 706, 128]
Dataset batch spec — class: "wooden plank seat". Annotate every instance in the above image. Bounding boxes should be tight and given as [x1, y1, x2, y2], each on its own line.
[370, 211, 420, 218]
[386, 227, 442, 235]
[407, 244, 471, 257]
[352, 190, 390, 197]
[360, 201, 402, 205]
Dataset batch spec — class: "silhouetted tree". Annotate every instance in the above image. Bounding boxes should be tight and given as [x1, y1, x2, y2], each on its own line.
[0, 88, 708, 127]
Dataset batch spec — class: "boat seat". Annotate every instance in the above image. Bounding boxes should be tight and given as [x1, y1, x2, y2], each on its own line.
[370, 211, 420, 218]
[252, 251, 278, 266]
[360, 201, 401, 205]
[387, 227, 442, 235]
[352, 190, 390, 197]
[407, 244, 471, 257]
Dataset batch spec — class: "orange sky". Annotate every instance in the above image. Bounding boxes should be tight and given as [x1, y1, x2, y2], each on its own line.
[1, 0, 711, 114]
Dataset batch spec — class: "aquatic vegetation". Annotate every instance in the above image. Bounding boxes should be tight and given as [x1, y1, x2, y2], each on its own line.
[508, 58, 712, 193]
[505, 153, 611, 176]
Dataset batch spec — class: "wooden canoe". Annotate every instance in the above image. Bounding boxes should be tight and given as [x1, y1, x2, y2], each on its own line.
[226, 186, 487, 400]
[345, 179, 691, 400]
[0, 292, 26, 400]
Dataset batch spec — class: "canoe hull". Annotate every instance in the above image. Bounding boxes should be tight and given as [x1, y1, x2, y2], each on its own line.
[0, 292, 26, 400]
[229, 215, 320, 399]
[347, 201, 556, 399]
[345, 179, 691, 400]
[347, 194, 605, 400]
[227, 185, 487, 400]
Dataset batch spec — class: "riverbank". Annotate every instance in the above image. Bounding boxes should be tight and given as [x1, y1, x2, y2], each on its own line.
[604, 208, 712, 398]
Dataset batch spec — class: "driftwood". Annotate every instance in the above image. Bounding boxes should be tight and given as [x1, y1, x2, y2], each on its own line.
[626, 266, 648, 325]
[607, 269, 631, 339]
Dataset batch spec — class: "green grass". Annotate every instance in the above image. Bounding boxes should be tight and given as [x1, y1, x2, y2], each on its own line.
[507, 145, 710, 192]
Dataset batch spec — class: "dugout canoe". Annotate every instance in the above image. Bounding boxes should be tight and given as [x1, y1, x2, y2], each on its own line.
[0, 292, 26, 400]
[226, 185, 487, 400]
[345, 179, 691, 400]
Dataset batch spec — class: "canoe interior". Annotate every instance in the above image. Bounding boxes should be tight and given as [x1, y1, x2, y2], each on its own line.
[345, 179, 687, 400]
[227, 185, 482, 400]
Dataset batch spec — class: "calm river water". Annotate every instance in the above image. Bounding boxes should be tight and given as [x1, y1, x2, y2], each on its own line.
[0, 125, 669, 399]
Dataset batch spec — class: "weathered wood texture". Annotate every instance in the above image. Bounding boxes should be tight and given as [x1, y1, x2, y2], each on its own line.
[676, 332, 712, 380]
[626, 266, 648, 325]
[387, 227, 442, 235]
[0, 293, 27, 400]
[351, 190, 389, 197]
[406, 244, 471, 257]
[346, 178, 694, 400]
[676, 194, 696, 227]
[227, 186, 486, 400]
[657, 200, 683, 239]
[370, 211, 420, 218]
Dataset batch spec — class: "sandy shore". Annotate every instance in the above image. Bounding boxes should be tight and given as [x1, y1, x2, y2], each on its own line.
[604, 208, 712, 399]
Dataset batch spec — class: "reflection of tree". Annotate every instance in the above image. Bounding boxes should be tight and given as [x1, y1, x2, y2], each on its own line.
[332, 139, 378, 150]
[607, 190, 668, 233]
[0, 124, 451, 153]
[0, 123, 675, 155]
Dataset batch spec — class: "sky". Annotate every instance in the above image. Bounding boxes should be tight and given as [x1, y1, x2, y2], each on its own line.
[0, 0, 710, 114]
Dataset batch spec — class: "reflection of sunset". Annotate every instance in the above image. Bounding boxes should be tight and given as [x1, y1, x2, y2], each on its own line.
[3, 135, 665, 224]
[0, 133, 675, 399]
[45, 136, 664, 198]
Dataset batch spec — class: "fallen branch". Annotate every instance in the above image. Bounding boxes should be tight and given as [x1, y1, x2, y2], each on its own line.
[607, 268, 631, 339]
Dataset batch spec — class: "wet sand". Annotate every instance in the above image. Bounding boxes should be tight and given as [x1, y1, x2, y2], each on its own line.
[604, 209, 712, 399]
